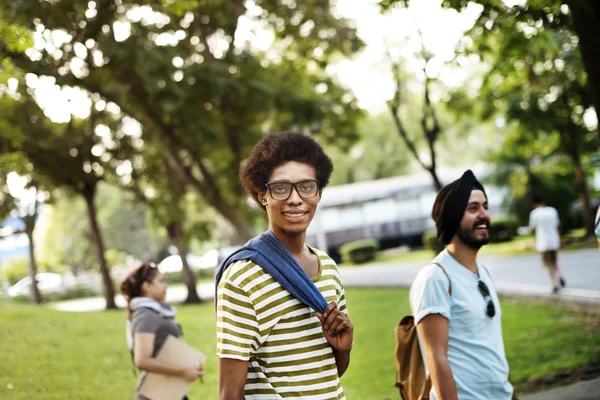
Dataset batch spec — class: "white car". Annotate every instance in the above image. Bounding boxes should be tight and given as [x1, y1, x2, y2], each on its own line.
[7, 273, 65, 298]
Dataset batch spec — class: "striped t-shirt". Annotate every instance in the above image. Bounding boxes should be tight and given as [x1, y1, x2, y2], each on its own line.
[216, 246, 347, 399]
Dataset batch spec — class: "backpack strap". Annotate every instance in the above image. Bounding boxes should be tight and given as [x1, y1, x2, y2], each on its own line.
[421, 262, 450, 399]
[478, 263, 494, 283]
[424, 377, 433, 399]
[431, 262, 452, 296]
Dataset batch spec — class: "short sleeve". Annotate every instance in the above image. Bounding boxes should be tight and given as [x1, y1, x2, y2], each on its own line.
[216, 276, 261, 361]
[409, 265, 451, 325]
[528, 210, 536, 229]
[554, 208, 560, 224]
[132, 309, 161, 333]
[338, 284, 348, 316]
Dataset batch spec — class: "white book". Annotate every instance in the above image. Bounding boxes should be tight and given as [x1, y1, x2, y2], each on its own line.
[139, 335, 206, 400]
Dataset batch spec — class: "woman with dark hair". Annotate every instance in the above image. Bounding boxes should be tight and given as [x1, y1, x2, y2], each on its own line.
[216, 132, 354, 399]
[120, 264, 203, 400]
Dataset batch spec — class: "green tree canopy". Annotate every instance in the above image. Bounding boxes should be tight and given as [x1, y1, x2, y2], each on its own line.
[380, 0, 600, 147]
[1, 0, 364, 242]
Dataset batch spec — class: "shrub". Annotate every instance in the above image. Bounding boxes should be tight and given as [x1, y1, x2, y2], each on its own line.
[564, 207, 584, 233]
[47, 285, 99, 302]
[1, 258, 29, 285]
[489, 215, 519, 243]
[422, 229, 444, 254]
[162, 268, 215, 285]
[11, 284, 99, 303]
[339, 239, 379, 265]
[197, 268, 215, 280]
[162, 271, 185, 285]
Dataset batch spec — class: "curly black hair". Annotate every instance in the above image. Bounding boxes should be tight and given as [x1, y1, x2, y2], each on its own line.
[240, 132, 334, 210]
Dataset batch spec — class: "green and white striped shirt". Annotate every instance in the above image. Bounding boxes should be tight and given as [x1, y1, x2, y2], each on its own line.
[216, 246, 347, 399]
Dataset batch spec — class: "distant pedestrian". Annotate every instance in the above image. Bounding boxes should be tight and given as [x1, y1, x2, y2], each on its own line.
[120, 263, 203, 400]
[529, 196, 565, 293]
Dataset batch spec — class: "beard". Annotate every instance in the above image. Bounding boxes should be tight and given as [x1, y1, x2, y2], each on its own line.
[455, 221, 490, 250]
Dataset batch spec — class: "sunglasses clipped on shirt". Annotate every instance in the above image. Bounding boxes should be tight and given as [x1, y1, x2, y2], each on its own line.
[477, 279, 496, 318]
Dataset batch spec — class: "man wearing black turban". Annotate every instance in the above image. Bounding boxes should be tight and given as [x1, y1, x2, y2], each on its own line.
[431, 169, 489, 248]
[409, 170, 515, 400]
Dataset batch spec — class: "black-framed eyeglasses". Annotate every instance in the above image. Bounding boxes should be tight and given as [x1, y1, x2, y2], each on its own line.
[477, 280, 496, 318]
[265, 179, 320, 201]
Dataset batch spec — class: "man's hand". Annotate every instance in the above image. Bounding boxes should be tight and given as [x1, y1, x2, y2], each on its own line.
[316, 302, 353, 351]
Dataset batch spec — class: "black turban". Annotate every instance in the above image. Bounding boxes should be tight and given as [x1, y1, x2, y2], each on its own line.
[431, 170, 487, 245]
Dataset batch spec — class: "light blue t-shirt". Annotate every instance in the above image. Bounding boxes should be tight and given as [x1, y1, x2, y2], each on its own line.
[409, 249, 513, 400]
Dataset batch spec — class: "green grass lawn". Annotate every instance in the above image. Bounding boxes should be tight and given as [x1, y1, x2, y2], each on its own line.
[1, 288, 599, 399]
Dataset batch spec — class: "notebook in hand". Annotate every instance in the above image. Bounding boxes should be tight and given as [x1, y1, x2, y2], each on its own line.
[138, 335, 206, 400]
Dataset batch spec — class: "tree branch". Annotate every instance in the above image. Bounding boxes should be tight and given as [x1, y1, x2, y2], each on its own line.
[385, 49, 430, 172]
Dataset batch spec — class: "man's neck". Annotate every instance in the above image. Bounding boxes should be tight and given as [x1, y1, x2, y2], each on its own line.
[269, 226, 307, 258]
[446, 240, 480, 275]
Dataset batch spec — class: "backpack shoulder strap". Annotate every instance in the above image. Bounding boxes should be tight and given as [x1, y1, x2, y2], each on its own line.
[478, 263, 494, 282]
[424, 377, 432, 398]
[430, 262, 452, 296]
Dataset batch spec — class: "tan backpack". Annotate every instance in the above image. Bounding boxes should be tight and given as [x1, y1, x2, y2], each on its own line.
[394, 263, 451, 400]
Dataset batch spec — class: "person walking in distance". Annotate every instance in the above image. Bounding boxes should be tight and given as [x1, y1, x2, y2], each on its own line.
[529, 195, 565, 294]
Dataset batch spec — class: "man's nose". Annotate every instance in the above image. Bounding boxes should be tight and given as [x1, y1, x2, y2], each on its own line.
[479, 207, 490, 219]
[287, 186, 303, 204]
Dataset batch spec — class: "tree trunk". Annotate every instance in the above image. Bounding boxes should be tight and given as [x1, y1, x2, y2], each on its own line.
[167, 222, 202, 304]
[569, 0, 600, 147]
[162, 146, 255, 244]
[82, 185, 117, 309]
[25, 225, 43, 304]
[347, 168, 355, 184]
[428, 167, 443, 192]
[561, 91, 595, 236]
[388, 60, 444, 192]
[213, 202, 255, 244]
[571, 152, 594, 236]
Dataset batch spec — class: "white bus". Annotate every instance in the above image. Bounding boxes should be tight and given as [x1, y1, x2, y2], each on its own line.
[306, 166, 506, 258]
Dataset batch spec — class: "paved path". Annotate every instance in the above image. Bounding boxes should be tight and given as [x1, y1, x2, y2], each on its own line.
[53, 283, 216, 312]
[339, 248, 600, 303]
[53, 249, 600, 312]
[521, 377, 600, 400]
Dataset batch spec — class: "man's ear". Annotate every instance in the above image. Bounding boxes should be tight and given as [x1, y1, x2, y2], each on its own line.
[258, 191, 268, 206]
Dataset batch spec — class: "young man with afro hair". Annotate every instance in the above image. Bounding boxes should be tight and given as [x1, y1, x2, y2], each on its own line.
[216, 132, 353, 400]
